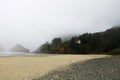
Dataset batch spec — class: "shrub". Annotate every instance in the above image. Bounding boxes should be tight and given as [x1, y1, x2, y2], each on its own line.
[109, 47, 120, 55]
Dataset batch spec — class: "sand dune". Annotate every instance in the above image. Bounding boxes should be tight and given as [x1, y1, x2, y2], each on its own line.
[0, 55, 107, 80]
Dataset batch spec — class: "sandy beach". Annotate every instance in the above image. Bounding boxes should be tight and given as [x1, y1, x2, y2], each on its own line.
[0, 55, 107, 80]
[37, 55, 120, 80]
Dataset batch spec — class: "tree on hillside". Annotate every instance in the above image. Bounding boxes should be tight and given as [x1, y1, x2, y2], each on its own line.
[52, 38, 62, 47]
[39, 42, 51, 53]
[51, 38, 62, 53]
[99, 27, 120, 51]
[35, 26, 120, 54]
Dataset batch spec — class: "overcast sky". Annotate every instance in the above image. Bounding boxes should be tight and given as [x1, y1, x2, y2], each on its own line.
[0, 0, 120, 51]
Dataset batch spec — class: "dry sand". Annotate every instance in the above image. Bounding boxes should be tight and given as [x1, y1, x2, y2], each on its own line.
[0, 55, 107, 80]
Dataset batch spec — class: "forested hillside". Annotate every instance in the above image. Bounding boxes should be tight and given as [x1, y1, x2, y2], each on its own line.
[35, 26, 120, 54]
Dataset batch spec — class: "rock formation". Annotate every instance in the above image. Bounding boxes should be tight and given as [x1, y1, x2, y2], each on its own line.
[10, 44, 29, 53]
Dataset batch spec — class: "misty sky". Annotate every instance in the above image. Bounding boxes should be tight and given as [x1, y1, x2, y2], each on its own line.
[0, 0, 120, 51]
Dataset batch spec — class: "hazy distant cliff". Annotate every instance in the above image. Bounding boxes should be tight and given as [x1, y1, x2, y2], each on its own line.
[10, 44, 29, 53]
[0, 46, 4, 52]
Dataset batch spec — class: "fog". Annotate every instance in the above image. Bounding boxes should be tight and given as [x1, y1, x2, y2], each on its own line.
[0, 0, 120, 51]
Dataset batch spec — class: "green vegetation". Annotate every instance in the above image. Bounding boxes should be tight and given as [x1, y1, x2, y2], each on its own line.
[35, 26, 120, 54]
[110, 47, 120, 55]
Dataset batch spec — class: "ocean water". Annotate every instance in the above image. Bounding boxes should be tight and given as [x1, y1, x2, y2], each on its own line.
[0, 52, 36, 56]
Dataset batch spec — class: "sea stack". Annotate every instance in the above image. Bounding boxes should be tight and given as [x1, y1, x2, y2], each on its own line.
[10, 44, 29, 53]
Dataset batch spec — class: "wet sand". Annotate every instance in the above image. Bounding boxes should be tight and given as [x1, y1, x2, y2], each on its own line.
[0, 55, 107, 80]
